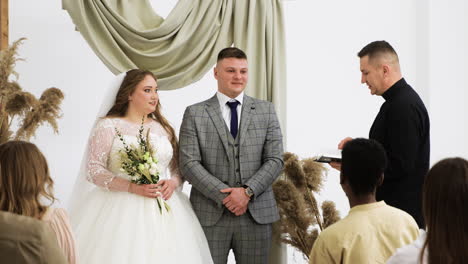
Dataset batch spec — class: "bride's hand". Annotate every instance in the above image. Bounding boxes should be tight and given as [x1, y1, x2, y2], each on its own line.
[156, 179, 177, 200]
[129, 183, 161, 198]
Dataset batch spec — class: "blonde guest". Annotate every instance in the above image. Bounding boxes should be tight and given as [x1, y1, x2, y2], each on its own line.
[0, 141, 77, 264]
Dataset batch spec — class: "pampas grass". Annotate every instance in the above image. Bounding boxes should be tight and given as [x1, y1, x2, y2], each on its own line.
[0, 39, 64, 143]
[273, 152, 341, 260]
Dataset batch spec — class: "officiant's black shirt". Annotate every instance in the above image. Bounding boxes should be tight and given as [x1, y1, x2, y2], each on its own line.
[369, 78, 430, 228]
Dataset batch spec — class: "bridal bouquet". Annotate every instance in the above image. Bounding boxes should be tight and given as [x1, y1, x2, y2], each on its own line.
[115, 118, 170, 214]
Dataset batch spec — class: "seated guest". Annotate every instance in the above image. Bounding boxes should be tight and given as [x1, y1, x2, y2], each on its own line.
[0, 141, 77, 264]
[387, 157, 468, 264]
[0, 211, 67, 263]
[309, 138, 419, 263]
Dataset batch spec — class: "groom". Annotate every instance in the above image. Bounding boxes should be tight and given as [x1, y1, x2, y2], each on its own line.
[179, 47, 284, 264]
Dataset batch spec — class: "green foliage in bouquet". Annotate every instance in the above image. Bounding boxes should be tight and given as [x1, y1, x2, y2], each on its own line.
[115, 117, 170, 213]
[0, 38, 64, 144]
[273, 152, 341, 260]
[116, 124, 160, 184]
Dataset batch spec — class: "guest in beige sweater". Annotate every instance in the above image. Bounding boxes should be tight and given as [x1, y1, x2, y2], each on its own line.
[0, 140, 77, 264]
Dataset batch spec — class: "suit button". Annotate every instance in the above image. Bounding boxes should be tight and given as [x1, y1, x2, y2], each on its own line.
[236, 169, 240, 172]
[236, 155, 239, 158]
[234, 144, 239, 147]
[236, 181, 241, 185]
[223, 181, 228, 184]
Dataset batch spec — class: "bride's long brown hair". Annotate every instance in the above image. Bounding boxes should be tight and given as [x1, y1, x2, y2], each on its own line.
[106, 69, 179, 169]
[0, 141, 56, 219]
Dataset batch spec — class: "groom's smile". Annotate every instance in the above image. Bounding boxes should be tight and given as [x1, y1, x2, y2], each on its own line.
[214, 57, 248, 98]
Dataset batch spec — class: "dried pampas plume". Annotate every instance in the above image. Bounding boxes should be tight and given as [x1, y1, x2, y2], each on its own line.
[273, 152, 341, 260]
[0, 38, 64, 143]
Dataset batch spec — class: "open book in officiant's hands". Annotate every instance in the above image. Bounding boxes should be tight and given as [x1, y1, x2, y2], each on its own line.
[314, 155, 341, 163]
[313, 149, 342, 163]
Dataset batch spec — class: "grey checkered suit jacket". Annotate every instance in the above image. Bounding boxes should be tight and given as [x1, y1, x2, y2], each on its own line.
[179, 94, 284, 226]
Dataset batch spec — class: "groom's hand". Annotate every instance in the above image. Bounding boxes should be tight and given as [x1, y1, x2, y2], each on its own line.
[221, 188, 250, 216]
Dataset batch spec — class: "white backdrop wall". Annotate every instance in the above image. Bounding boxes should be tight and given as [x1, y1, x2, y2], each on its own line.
[8, 0, 468, 263]
[428, 0, 468, 163]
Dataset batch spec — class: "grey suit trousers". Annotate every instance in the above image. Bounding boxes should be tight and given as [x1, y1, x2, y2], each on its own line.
[203, 210, 272, 264]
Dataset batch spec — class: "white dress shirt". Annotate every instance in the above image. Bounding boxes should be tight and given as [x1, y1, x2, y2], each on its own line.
[216, 91, 244, 133]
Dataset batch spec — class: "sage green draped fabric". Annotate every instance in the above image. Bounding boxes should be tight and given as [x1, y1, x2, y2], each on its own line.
[62, 0, 286, 110]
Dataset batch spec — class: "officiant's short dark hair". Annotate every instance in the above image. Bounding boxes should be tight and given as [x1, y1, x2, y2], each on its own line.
[341, 138, 387, 196]
[357, 40, 399, 63]
[217, 47, 247, 61]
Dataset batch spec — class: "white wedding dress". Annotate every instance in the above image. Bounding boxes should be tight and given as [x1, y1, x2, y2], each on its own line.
[71, 118, 213, 264]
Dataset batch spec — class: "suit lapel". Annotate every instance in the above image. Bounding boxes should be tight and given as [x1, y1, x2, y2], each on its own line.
[205, 95, 232, 162]
[239, 95, 254, 146]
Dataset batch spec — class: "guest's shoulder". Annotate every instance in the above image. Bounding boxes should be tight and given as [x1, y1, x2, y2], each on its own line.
[383, 204, 419, 228]
[0, 211, 47, 239]
[316, 218, 349, 241]
[384, 204, 414, 217]
[41, 207, 71, 226]
[49, 208, 70, 220]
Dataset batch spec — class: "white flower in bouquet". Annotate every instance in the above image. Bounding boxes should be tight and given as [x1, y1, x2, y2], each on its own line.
[149, 163, 158, 176]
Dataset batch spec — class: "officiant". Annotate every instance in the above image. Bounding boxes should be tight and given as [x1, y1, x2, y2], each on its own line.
[332, 40, 430, 228]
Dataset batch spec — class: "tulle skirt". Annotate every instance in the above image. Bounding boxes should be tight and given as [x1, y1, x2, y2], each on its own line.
[72, 188, 213, 264]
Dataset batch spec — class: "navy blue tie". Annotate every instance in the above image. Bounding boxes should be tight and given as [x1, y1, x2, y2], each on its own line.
[226, 101, 240, 138]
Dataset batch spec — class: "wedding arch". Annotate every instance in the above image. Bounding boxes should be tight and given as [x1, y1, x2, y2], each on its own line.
[62, 0, 286, 112]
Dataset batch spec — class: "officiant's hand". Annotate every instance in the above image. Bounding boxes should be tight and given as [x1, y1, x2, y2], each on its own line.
[156, 179, 177, 200]
[330, 137, 353, 171]
[329, 161, 341, 171]
[129, 183, 161, 198]
[338, 137, 353, 149]
[221, 188, 249, 216]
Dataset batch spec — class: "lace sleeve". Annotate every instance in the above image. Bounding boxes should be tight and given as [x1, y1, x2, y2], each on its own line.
[86, 119, 130, 192]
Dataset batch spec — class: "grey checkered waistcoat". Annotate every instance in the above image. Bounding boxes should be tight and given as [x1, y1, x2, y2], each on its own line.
[179, 94, 284, 226]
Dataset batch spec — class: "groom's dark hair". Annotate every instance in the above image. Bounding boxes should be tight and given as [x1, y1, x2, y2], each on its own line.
[217, 47, 247, 61]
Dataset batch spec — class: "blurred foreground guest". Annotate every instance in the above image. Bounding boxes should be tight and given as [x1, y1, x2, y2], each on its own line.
[0, 211, 67, 263]
[387, 157, 468, 264]
[0, 140, 77, 264]
[310, 138, 418, 264]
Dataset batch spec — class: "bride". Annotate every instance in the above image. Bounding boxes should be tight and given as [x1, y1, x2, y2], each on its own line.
[68, 69, 213, 263]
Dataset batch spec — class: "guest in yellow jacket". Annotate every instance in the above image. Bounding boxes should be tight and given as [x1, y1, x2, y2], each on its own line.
[309, 138, 419, 264]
